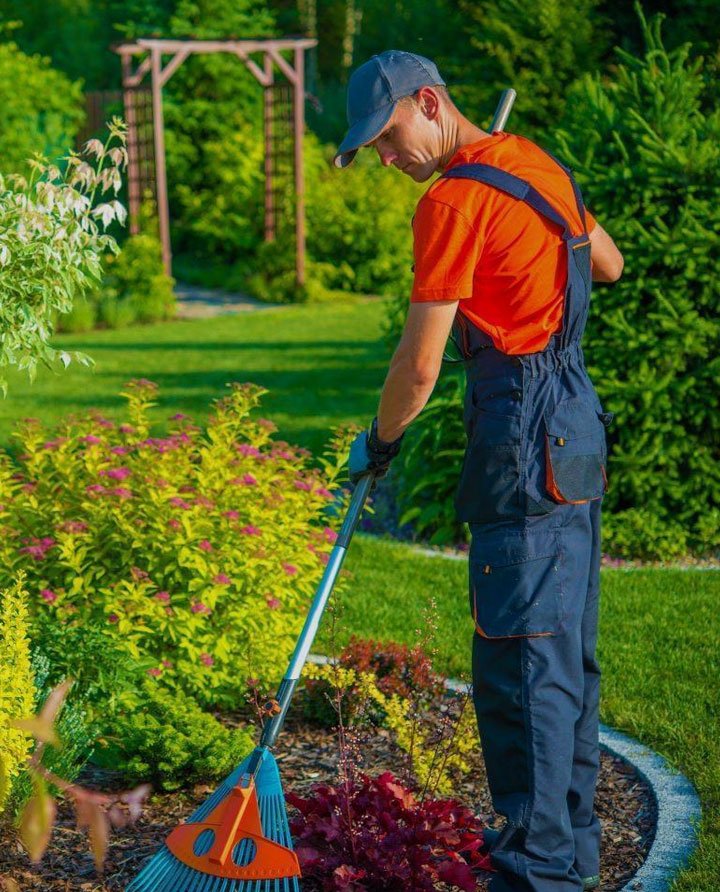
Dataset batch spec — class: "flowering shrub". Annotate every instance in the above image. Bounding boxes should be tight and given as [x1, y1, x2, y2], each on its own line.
[0, 380, 347, 707]
[0, 573, 35, 810]
[97, 679, 255, 791]
[0, 118, 127, 394]
[287, 771, 491, 891]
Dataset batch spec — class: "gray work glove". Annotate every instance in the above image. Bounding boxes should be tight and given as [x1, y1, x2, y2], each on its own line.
[348, 417, 404, 485]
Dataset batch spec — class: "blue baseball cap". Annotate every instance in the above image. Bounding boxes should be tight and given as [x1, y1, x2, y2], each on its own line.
[333, 50, 446, 169]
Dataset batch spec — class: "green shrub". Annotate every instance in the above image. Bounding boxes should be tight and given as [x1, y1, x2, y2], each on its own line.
[56, 230, 175, 333]
[96, 679, 255, 791]
[99, 232, 176, 326]
[8, 650, 97, 815]
[243, 134, 421, 304]
[57, 296, 98, 334]
[0, 42, 84, 176]
[0, 379, 348, 708]
[553, 5, 720, 558]
[451, 0, 608, 136]
[305, 137, 422, 297]
[0, 573, 35, 810]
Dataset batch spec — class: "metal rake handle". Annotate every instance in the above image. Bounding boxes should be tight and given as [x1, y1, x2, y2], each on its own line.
[259, 472, 375, 749]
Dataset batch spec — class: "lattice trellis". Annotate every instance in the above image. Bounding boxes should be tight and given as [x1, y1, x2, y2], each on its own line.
[115, 39, 316, 285]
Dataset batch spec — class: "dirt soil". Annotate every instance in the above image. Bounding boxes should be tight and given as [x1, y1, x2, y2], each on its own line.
[0, 711, 655, 892]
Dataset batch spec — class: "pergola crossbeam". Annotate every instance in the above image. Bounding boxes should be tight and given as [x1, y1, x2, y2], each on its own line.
[268, 48, 298, 87]
[159, 47, 192, 88]
[114, 37, 317, 286]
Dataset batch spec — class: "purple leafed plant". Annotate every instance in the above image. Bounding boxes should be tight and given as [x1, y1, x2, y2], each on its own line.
[287, 770, 492, 891]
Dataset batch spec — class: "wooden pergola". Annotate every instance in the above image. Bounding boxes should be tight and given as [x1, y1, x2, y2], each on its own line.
[114, 38, 317, 285]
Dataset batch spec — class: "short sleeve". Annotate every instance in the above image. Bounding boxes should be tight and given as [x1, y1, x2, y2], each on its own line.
[584, 207, 597, 234]
[410, 197, 481, 302]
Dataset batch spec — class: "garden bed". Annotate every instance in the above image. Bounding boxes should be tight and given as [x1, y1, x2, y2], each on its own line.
[0, 711, 655, 891]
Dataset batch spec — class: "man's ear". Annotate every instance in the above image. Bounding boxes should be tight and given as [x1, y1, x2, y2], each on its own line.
[416, 86, 441, 122]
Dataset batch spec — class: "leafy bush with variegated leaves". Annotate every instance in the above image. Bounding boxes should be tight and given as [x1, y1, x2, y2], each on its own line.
[0, 379, 348, 708]
[0, 117, 127, 394]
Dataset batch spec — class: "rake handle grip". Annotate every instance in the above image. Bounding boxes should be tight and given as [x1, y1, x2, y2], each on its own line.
[259, 473, 375, 750]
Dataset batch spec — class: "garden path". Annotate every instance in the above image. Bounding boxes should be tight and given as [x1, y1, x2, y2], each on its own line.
[174, 282, 287, 319]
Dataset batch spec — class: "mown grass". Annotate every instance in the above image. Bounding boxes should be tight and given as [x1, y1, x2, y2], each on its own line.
[0, 298, 390, 456]
[324, 535, 719, 891]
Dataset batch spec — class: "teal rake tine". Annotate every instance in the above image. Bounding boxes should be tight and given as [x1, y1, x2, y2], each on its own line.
[126, 475, 374, 892]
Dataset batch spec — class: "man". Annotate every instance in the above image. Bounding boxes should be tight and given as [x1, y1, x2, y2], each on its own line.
[340, 50, 624, 892]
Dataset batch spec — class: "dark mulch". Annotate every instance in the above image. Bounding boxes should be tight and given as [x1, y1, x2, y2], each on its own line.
[0, 710, 655, 892]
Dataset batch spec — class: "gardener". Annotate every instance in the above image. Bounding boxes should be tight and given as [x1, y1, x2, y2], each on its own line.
[340, 51, 624, 892]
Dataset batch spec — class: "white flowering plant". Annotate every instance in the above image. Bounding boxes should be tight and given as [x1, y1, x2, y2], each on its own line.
[0, 117, 128, 396]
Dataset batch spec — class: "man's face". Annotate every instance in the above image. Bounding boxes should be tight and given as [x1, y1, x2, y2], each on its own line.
[365, 93, 442, 182]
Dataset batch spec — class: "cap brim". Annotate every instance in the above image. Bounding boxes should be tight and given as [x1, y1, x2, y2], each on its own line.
[333, 102, 396, 169]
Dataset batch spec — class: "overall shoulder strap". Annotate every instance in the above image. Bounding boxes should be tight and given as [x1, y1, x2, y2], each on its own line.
[537, 148, 588, 233]
[442, 162, 576, 239]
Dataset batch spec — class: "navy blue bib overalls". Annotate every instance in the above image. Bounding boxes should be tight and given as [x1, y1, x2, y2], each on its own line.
[442, 157, 614, 891]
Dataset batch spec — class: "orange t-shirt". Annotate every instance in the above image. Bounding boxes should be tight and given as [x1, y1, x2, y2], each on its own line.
[410, 132, 597, 354]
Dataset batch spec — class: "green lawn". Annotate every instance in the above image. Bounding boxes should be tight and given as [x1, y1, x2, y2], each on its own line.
[0, 298, 390, 456]
[331, 535, 720, 892]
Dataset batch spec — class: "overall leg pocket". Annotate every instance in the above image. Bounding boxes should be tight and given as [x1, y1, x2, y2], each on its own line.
[455, 383, 524, 523]
[469, 526, 565, 638]
[543, 397, 609, 505]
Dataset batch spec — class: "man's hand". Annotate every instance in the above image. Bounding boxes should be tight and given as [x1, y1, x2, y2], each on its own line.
[348, 417, 404, 484]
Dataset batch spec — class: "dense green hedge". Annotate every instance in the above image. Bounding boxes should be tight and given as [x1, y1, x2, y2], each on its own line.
[555, 8, 720, 557]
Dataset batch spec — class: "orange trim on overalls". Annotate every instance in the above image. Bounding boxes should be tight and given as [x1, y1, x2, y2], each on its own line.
[544, 432, 606, 505]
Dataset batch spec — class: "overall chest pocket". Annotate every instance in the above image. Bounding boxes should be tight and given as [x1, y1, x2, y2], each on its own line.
[469, 528, 564, 638]
[543, 397, 611, 505]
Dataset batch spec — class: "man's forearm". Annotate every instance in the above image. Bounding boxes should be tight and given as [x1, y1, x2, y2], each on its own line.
[375, 350, 439, 442]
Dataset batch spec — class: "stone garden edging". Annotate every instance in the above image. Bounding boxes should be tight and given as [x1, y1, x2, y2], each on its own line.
[307, 653, 702, 892]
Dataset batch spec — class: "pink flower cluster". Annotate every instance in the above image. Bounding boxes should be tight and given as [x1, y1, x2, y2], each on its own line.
[191, 601, 211, 615]
[236, 444, 261, 457]
[100, 467, 132, 480]
[59, 520, 88, 534]
[40, 588, 57, 603]
[19, 537, 56, 561]
[200, 653, 214, 666]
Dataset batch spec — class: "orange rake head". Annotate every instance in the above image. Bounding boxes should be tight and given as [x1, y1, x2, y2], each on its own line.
[127, 747, 301, 892]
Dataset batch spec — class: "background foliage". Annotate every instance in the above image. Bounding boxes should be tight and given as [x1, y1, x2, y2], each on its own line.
[0, 0, 718, 556]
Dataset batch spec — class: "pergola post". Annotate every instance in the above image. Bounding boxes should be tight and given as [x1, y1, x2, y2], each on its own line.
[150, 47, 172, 276]
[263, 53, 275, 243]
[293, 45, 306, 287]
[121, 54, 141, 236]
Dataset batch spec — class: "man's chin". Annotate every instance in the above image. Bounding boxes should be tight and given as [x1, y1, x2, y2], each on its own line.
[405, 164, 435, 183]
[407, 161, 440, 183]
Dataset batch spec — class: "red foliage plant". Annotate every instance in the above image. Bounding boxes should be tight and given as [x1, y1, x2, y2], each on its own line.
[286, 771, 492, 891]
[302, 637, 446, 727]
[338, 637, 445, 701]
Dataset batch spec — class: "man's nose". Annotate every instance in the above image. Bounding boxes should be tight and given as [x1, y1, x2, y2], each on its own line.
[377, 146, 399, 167]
